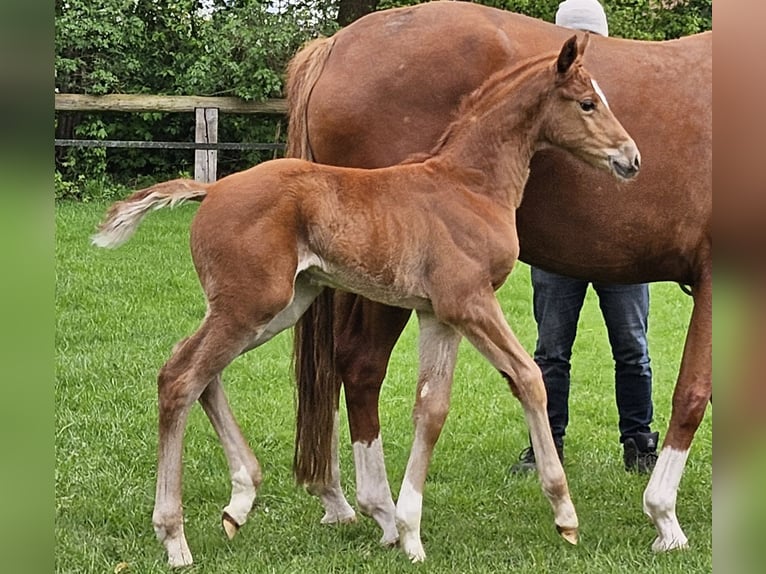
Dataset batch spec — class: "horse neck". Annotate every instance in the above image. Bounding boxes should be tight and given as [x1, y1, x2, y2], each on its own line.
[432, 65, 552, 207]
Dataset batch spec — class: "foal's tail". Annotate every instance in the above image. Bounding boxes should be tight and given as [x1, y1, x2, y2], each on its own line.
[285, 35, 341, 486]
[91, 179, 208, 249]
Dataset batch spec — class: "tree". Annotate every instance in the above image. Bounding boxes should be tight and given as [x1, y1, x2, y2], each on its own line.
[337, 0, 379, 26]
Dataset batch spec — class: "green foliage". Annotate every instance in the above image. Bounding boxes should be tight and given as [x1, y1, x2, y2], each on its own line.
[607, 0, 713, 40]
[378, 0, 712, 39]
[55, 0, 338, 198]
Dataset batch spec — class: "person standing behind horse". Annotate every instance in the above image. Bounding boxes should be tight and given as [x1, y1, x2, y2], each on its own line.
[511, 0, 659, 474]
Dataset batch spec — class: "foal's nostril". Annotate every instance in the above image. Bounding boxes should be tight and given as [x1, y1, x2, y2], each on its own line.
[609, 154, 639, 180]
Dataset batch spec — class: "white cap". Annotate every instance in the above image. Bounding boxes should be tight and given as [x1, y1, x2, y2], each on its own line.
[555, 0, 609, 37]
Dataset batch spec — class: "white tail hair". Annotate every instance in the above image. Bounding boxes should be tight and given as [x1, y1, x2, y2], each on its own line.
[91, 179, 208, 249]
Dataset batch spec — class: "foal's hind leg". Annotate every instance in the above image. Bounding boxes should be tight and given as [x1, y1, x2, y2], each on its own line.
[200, 274, 324, 539]
[198, 375, 262, 540]
[153, 275, 315, 567]
[395, 311, 461, 562]
[438, 291, 578, 545]
[152, 315, 255, 568]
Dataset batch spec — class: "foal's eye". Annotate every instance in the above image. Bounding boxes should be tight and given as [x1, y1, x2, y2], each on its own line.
[579, 100, 596, 112]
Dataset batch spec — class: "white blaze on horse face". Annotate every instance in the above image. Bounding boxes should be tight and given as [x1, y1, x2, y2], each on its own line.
[643, 446, 690, 552]
[591, 79, 610, 109]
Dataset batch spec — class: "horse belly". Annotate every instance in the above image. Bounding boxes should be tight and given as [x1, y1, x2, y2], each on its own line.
[305, 262, 432, 312]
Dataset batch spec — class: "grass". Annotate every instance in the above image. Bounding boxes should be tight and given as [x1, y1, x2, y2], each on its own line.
[55, 200, 711, 573]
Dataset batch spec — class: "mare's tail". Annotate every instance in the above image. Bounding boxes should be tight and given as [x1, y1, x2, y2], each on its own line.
[91, 179, 209, 249]
[285, 35, 342, 486]
[285, 36, 335, 161]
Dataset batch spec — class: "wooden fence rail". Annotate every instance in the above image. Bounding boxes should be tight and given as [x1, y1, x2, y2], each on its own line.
[54, 93, 289, 182]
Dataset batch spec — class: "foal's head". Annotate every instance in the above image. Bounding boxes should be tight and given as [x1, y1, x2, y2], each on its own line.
[542, 35, 640, 180]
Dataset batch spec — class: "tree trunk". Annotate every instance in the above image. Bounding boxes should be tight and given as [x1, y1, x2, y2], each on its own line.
[337, 0, 379, 27]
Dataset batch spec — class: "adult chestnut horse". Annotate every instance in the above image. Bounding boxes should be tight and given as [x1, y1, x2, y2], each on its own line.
[287, 1, 711, 555]
[94, 35, 638, 566]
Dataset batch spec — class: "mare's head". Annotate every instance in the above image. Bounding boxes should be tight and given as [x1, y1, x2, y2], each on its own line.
[542, 34, 640, 180]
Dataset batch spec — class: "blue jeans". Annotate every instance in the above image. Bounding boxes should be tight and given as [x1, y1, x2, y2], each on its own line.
[531, 267, 653, 444]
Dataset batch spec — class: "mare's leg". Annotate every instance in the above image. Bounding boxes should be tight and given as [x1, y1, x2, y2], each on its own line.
[152, 314, 257, 568]
[395, 311, 461, 562]
[199, 274, 324, 539]
[335, 294, 412, 545]
[439, 290, 578, 544]
[643, 269, 712, 551]
[305, 407, 357, 525]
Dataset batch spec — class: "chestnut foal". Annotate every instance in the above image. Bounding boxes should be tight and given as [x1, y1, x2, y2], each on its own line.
[94, 35, 639, 566]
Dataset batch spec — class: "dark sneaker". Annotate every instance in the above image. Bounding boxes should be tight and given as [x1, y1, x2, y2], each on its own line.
[623, 431, 659, 473]
[509, 442, 564, 474]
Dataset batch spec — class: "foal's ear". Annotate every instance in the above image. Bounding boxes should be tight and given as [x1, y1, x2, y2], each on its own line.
[556, 35, 579, 75]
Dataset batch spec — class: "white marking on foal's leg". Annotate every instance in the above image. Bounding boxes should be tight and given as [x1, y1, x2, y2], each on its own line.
[157, 527, 194, 569]
[396, 478, 425, 563]
[153, 493, 193, 567]
[643, 446, 690, 552]
[153, 411, 195, 567]
[525, 408, 578, 543]
[153, 512, 193, 568]
[353, 435, 398, 546]
[222, 465, 257, 539]
[308, 411, 357, 525]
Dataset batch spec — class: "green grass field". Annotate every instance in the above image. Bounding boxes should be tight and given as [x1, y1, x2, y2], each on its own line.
[55, 201, 711, 573]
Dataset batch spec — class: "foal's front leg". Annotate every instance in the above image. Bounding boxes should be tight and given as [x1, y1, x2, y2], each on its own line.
[395, 311, 462, 562]
[449, 292, 579, 545]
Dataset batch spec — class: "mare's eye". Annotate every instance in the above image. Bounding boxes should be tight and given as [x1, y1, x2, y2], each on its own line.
[579, 100, 596, 112]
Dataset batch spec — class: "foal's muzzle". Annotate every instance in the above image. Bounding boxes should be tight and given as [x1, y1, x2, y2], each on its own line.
[609, 140, 641, 180]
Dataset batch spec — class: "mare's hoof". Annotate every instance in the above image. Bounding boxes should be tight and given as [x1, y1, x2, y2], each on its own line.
[222, 512, 240, 540]
[556, 525, 579, 545]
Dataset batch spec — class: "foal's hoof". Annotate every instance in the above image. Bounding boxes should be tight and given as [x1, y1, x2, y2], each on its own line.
[380, 533, 399, 548]
[556, 525, 579, 545]
[319, 510, 357, 525]
[222, 512, 240, 540]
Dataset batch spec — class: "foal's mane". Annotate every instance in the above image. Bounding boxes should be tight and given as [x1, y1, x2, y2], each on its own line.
[403, 49, 567, 164]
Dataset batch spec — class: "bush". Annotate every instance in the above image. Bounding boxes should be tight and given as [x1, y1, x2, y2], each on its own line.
[55, 0, 336, 199]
